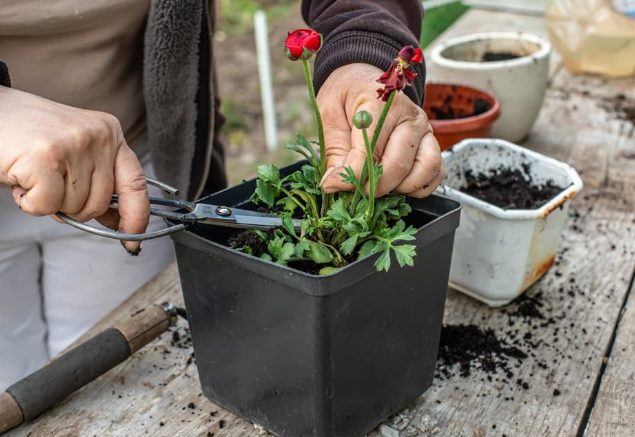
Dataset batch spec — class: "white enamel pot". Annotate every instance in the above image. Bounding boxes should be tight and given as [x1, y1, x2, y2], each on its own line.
[437, 139, 583, 307]
[429, 32, 552, 143]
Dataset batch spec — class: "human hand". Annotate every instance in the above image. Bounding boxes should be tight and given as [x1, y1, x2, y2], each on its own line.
[0, 86, 149, 252]
[317, 63, 445, 198]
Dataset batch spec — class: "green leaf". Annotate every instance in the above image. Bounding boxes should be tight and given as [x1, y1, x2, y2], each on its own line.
[306, 241, 333, 264]
[277, 196, 300, 213]
[393, 244, 416, 267]
[282, 216, 298, 239]
[295, 240, 333, 264]
[358, 240, 379, 258]
[261, 253, 273, 261]
[339, 167, 365, 196]
[267, 236, 295, 265]
[296, 134, 319, 163]
[327, 198, 351, 223]
[294, 240, 310, 257]
[257, 164, 281, 185]
[284, 142, 313, 163]
[255, 179, 275, 207]
[319, 266, 340, 275]
[235, 245, 253, 255]
[341, 235, 359, 256]
[374, 249, 392, 272]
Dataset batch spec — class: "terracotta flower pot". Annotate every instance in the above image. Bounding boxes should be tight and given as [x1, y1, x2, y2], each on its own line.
[424, 83, 501, 151]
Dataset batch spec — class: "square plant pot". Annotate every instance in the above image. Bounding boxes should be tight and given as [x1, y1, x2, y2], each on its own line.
[169, 161, 461, 437]
[438, 139, 583, 307]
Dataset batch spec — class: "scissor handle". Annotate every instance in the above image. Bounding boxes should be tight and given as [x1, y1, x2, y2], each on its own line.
[55, 213, 188, 241]
[54, 177, 188, 242]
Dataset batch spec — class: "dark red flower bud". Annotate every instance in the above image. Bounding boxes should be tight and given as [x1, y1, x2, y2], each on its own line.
[285, 29, 323, 61]
[398, 46, 423, 64]
[376, 45, 423, 101]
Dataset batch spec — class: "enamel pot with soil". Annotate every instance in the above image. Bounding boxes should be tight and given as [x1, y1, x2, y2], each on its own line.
[437, 139, 582, 307]
[168, 161, 461, 437]
[428, 32, 552, 143]
[424, 83, 501, 151]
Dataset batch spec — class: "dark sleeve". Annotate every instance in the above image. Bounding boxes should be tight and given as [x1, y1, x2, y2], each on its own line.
[0, 59, 10, 87]
[301, 0, 425, 106]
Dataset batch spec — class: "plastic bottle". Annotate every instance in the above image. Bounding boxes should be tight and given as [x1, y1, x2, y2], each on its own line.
[545, 0, 635, 77]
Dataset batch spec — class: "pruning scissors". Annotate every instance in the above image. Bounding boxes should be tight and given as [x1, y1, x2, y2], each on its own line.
[55, 177, 301, 242]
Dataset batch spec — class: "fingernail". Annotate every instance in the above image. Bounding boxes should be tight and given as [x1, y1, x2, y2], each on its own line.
[121, 241, 142, 256]
[320, 167, 336, 186]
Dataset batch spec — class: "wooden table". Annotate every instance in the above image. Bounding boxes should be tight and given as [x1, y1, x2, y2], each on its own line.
[7, 9, 635, 437]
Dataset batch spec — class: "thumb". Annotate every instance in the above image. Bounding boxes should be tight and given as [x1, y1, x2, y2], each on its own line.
[102, 144, 149, 253]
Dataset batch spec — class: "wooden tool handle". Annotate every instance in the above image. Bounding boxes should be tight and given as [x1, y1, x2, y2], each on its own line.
[0, 303, 177, 435]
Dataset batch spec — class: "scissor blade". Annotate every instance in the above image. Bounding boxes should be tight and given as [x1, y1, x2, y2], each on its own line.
[192, 204, 302, 231]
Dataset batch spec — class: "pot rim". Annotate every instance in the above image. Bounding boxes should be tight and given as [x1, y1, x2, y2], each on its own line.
[437, 138, 583, 220]
[429, 31, 552, 71]
[425, 82, 501, 132]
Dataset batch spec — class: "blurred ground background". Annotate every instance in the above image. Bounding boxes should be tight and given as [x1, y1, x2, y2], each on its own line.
[216, 0, 468, 185]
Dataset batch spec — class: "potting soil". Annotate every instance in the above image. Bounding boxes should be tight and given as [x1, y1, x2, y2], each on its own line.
[482, 51, 521, 62]
[462, 167, 564, 210]
[430, 96, 491, 120]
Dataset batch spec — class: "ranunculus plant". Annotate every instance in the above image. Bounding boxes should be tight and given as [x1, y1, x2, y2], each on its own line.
[234, 29, 424, 273]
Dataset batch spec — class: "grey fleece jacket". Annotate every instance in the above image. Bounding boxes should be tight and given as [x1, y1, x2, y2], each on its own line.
[1, 0, 425, 201]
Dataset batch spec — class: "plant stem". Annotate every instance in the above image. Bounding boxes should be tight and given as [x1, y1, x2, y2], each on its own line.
[369, 91, 396, 151]
[362, 127, 375, 218]
[302, 60, 326, 177]
[301, 60, 331, 217]
[349, 91, 397, 215]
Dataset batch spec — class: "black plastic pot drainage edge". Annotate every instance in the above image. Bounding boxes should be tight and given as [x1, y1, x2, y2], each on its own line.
[576, 264, 635, 437]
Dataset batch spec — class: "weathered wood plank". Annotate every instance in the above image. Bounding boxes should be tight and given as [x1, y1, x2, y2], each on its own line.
[6, 9, 635, 437]
[584, 141, 635, 437]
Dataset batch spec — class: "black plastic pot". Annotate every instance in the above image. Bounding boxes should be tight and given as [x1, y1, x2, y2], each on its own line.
[169, 161, 461, 437]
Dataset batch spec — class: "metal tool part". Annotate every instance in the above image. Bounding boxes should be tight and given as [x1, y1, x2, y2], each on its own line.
[54, 177, 301, 242]
[0, 302, 178, 435]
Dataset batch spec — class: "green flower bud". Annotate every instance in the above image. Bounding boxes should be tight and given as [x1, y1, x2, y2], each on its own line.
[353, 110, 373, 129]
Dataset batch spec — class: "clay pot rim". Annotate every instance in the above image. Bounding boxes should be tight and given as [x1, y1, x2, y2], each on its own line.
[425, 82, 501, 133]
[430, 31, 552, 71]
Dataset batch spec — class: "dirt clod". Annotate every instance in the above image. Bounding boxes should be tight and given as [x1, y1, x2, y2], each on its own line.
[436, 324, 528, 379]
[462, 167, 564, 210]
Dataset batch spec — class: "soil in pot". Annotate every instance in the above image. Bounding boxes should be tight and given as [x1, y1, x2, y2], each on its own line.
[430, 94, 492, 120]
[461, 166, 565, 210]
[481, 51, 522, 62]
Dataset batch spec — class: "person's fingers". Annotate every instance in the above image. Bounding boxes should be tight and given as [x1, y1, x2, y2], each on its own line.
[320, 102, 385, 194]
[58, 166, 92, 215]
[317, 88, 354, 192]
[8, 160, 65, 216]
[110, 142, 149, 253]
[401, 161, 446, 198]
[69, 166, 115, 223]
[373, 121, 421, 197]
[95, 208, 121, 231]
[393, 130, 444, 196]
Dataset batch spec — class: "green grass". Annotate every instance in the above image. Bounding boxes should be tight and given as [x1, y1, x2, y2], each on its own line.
[420, 1, 470, 48]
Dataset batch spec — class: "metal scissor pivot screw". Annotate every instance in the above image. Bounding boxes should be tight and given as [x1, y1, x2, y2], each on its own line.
[215, 206, 232, 217]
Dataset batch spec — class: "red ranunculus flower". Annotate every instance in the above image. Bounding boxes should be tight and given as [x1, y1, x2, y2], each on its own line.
[285, 29, 323, 61]
[376, 46, 423, 101]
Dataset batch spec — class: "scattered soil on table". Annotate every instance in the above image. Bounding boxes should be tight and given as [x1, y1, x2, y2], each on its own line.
[436, 324, 528, 379]
[462, 167, 564, 210]
[482, 51, 522, 62]
[601, 93, 635, 126]
[430, 95, 492, 120]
